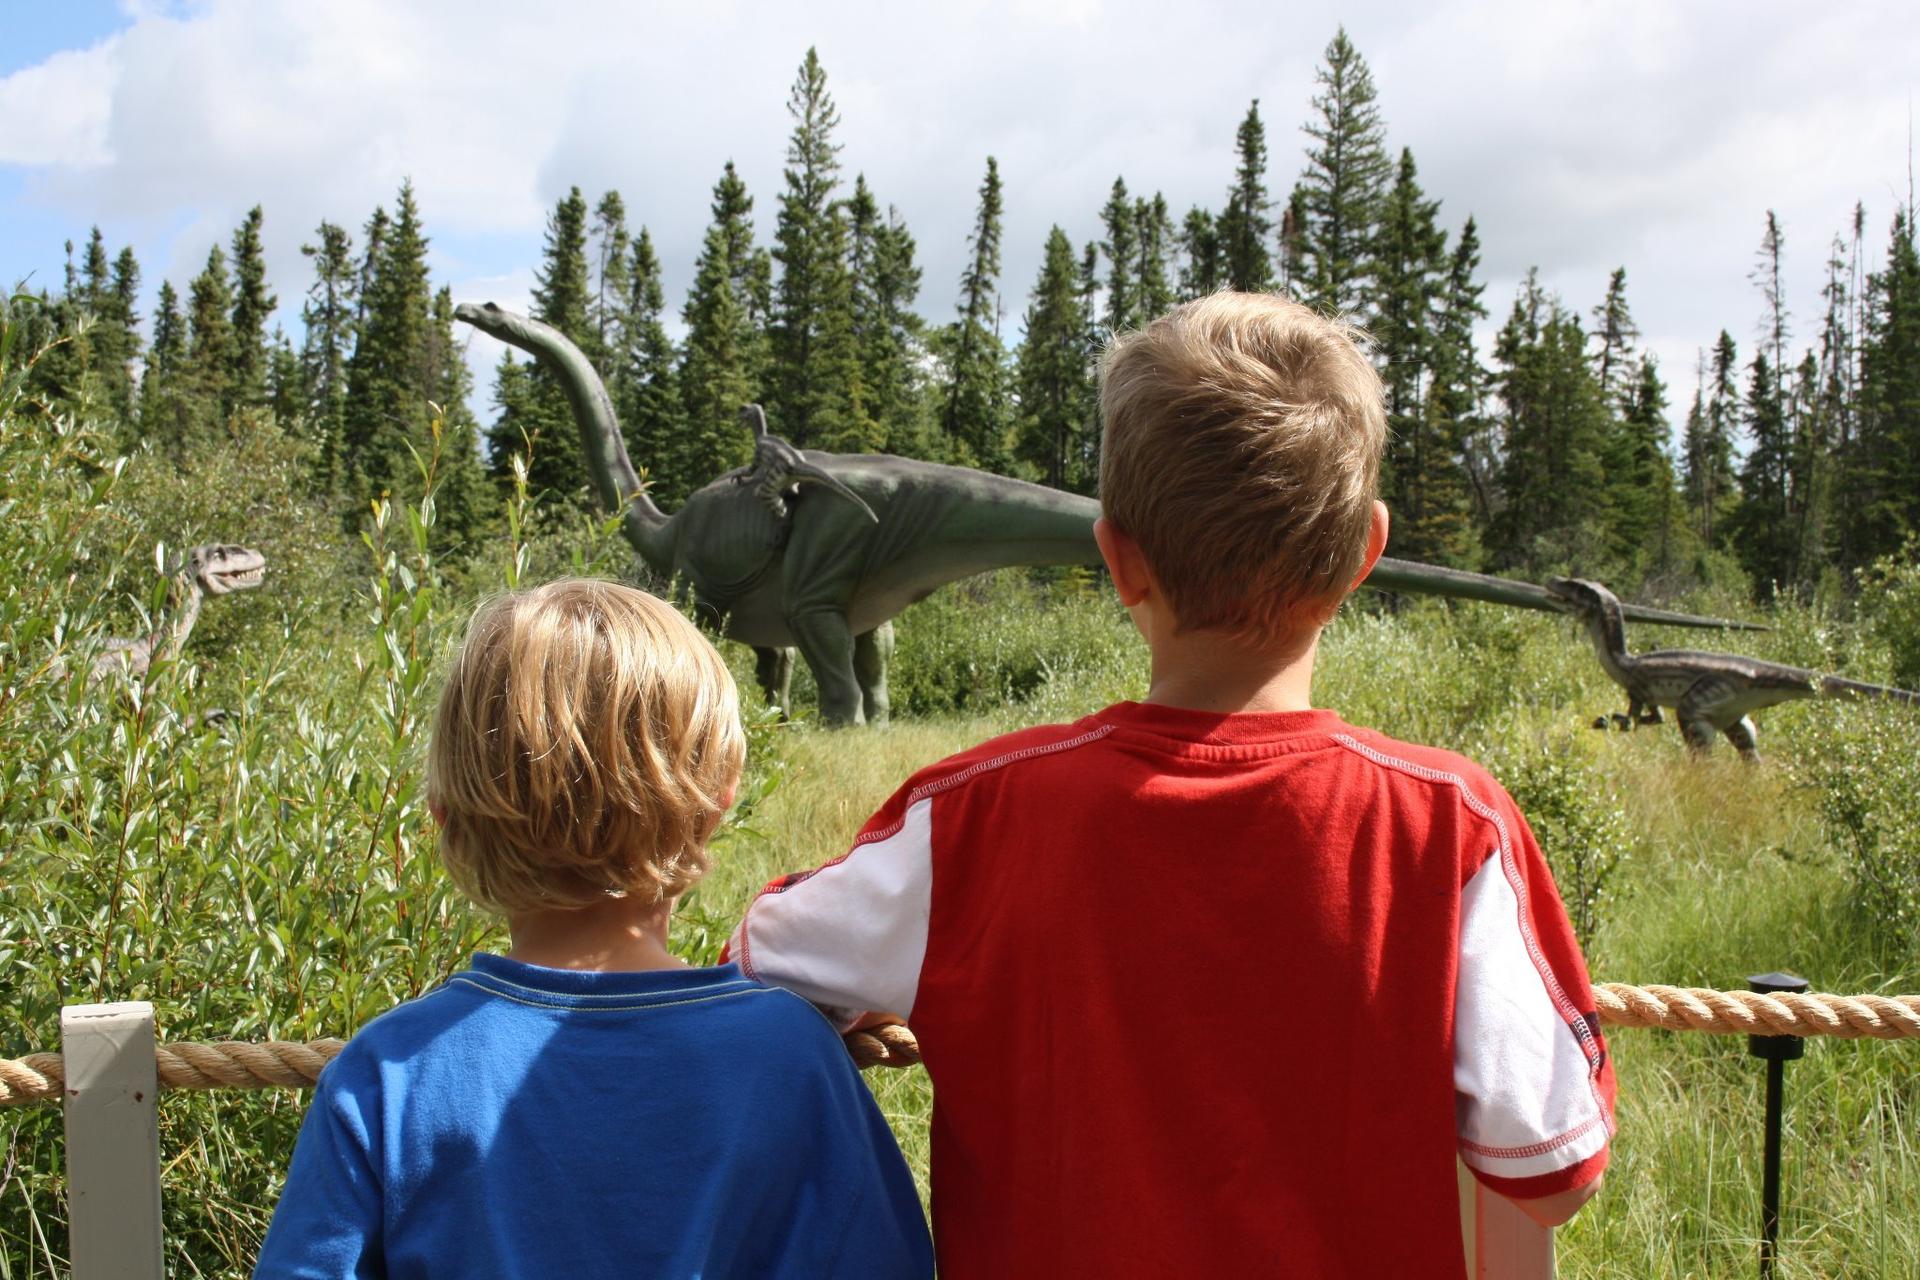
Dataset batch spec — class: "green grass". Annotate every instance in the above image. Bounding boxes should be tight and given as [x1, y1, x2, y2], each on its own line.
[2, 365, 1916, 1273]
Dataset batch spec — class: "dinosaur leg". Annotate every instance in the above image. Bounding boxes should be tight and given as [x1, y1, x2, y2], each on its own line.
[788, 609, 865, 727]
[854, 622, 894, 726]
[753, 646, 795, 719]
[1723, 716, 1762, 763]
[1676, 678, 1738, 758]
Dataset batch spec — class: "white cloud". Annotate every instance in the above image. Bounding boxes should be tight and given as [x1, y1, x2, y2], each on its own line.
[0, 41, 118, 166]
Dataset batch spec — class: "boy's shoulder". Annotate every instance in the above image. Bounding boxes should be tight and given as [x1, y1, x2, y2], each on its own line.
[873, 713, 1114, 808]
[1328, 723, 1519, 820]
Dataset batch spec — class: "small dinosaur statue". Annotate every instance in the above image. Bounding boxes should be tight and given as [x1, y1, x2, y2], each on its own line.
[91, 543, 267, 681]
[456, 301, 1748, 726]
[1546, 576, 1919, 760]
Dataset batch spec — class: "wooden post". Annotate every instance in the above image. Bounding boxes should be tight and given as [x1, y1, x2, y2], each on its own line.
[1460, 1159, 1555, 1279]
[61, 1002, 165, 1280]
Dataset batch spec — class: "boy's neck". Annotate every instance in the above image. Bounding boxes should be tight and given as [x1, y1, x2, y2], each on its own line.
[505, 893, 686, 973]
[1141, 622, 1321, 715]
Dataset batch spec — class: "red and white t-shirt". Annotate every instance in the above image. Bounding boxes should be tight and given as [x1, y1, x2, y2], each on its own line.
[728, 702, 1615, 1278]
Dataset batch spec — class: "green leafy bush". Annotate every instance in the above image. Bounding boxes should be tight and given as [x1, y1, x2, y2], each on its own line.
[1859, 541, 1920, 691]
[1490, 737, 1635, 952]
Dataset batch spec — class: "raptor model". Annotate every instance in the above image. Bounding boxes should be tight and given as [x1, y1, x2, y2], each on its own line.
[457, 301, 1746, 726]
[1547, 576, 1918, 760]
[91, 543, 267, 681]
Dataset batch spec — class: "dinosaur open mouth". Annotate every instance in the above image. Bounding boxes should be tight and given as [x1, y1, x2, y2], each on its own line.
[209, 565, 266, 592]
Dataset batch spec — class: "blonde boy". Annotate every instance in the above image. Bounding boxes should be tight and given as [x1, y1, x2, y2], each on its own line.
[258, 580, 931, 1279]
[729, 296, 1614, 1277]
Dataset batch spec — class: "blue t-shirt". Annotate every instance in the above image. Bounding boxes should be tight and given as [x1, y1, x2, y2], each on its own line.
[255, 956, 931, 1278]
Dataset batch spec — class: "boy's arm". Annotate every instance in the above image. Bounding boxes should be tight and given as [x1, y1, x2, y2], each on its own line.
[725, 784, 935, 1030]
[1453, 785, 1617, 1217]
[252, 1075, 384, 1278]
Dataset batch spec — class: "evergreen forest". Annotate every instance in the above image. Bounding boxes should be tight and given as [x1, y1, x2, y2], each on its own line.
[15, 33, 1920, 602]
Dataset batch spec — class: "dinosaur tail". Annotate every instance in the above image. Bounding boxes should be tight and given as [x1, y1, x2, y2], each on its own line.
[1819, 674, 1920, 705]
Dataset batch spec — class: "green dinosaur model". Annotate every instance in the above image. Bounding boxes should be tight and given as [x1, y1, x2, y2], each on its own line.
[1548, 576, 1918, 760]
[456, 302, 1747, 726]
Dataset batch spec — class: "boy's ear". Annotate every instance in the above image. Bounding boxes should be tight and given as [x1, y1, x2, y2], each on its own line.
[1093, 517, 1154, 608]
[428, 796, 448, 827]
[1346, 501, 1391, 595]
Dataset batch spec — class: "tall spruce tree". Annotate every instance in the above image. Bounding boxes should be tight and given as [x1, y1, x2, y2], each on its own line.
[227, 205, 276, 412]
[1134, 193, 1175, 321]
[1488, 272, 1611, 569]
[1218, 102, 1272, 292]
[1178, 207, 1223, 301]
[343, 183, 433, 501]
[590, 190, 633, 381]
[619, 227, 687, 504]
[139, 279, 192, 450]
[1683, 333, 1740, 546]
[423, 286, 499, 554]
[769, 47, 852, 447]
[943, 156, 1011, 468]
[300, 220, 357, 487]
[848, 177, 929, 456]
[683, 211, 756, 485]
[490, 186, 596, 498]
[1297, 27, 1392, 317]
[1589, 268, 1639, 411]
[1371, 148, 1452, 557]
[1099, 177, 1139, 334]
[1422, 216, 1491, 555]
[1729, 352, 1796, 593]
[1612, 355, 1681, 572]
[1843, 209, 1920, 567]
[185, 244, 235, 429]
[1014, 226, 1096, 491]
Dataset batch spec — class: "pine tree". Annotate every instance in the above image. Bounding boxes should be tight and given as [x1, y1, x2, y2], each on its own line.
[139, 280, 192, 450]
[1278, 186, 1309, 295]
[769, 47, 850, 447]
[1298, 26, 1392, 317]
[1488, 272, 1611, 569]
[1844, 209, 1920, 567]
[1612, 355, 1682, 573]
[1589, 267, 1639, 411]
[495, 186, 597, 498]
[423, 286, 500, 554]
[849, 177, 929, 456]
[300, 220, 357, 489]
[343, 182, 433, 501]
[1424, 216, 1492, 550]
[1683, 333, 1740, 546]
[186, 244, 235, 428]
[1134, 193, 1175, 321]
[1370, 148, 1452, 558]
[590, 190, 632, 381]
[1178, 207, 1223, 301]
[1218, 101, 1272, 292]
[679, 213, 756, 485]
[1014, 226, 1096, 491]
[1099, 177, 1138, 334]
[615, 227, 686, 503]
[267, 327, 303, 425]
[943, 156, 1010, 468]
[228, 205, 276, 412]
[105, 246, 142, 429]
[712, 161, 773, 384]
[1729, 352, 1795, 593]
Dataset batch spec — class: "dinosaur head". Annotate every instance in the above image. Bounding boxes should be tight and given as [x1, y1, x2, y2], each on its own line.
[185, 544, 267, 596]
[453, 301, 538, 347]
[1544, 577, 1618, 618]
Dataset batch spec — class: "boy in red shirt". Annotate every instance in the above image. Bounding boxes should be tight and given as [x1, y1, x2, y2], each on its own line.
[728, 294, 1614, 1276]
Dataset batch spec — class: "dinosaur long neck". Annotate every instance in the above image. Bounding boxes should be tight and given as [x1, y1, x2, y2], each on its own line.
[156, 574, 203, 665]
[503, 317, 675, 572]
[1586, 595, 1632, 680]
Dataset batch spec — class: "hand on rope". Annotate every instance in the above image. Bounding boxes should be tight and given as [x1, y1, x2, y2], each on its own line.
[4, 985, 1917, 1108]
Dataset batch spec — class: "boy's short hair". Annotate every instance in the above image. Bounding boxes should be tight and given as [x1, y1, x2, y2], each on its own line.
[427, 579, 745, 914]
[1098, 292, 1387, 637]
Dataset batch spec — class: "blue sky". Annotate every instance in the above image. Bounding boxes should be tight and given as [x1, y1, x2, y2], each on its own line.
[3, 0, 1917, 426]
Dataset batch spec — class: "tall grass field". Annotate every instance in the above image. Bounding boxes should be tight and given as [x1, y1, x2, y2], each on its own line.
[4, 362, 1919, 1274]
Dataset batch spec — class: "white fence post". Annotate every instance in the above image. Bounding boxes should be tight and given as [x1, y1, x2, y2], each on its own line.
[61, 1001, 165, 1280]
[1459, 1159, 1555, 1279]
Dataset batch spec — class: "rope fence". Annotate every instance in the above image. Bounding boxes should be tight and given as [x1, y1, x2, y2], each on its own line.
[3, 982, 1915, 1108]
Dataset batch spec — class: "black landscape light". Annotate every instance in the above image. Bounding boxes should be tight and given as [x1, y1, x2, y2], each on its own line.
[1746, 970, 1809, 1280]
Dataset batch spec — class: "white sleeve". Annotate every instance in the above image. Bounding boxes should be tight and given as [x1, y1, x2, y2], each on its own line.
[728, 796, 936, 1030]
[1453, 849, 1612, 1188]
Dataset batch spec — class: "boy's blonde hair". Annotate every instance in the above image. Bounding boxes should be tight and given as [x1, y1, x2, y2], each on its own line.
[1099, 292, 1386, 637]
[427, 579, 745, 914]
